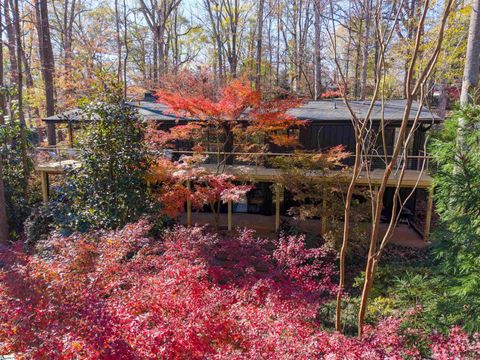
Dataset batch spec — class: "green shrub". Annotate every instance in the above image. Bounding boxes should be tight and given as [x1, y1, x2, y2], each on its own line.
[24, 205, 54, 246]
[61, 101, 152, 231]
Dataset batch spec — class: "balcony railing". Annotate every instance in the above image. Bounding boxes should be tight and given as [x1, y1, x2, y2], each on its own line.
[33, 146, 431, 174]
[162, 150, 431, 172]
[34, 146, 80, 169]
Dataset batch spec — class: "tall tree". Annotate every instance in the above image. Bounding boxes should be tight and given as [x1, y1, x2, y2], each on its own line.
[139, 0, 182, 83]
[255, 0, 265, 89]
[460, 0, 480, 105]
[313, 0, 322, 99]
[4, 0, 18, 85]
[35, 0, 57, 145]
[12, 0, 29, 195]
[360, 0, 371, 100]
[0, 2, 6, 119]
[115, 0, 123, 83]
[0, 4, 8, 243]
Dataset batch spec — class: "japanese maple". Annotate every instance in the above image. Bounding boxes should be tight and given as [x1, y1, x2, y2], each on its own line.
[147, 156, 252, 226]
[151, 79, 306, 158]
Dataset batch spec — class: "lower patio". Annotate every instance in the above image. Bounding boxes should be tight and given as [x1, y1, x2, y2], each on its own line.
[179, 212, 428, 248]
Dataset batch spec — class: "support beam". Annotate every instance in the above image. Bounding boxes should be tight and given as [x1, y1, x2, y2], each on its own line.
[40, 171, 49, 204]
[424, 189, 434, 241]
[46, 122, 56, 146]
[228, 200, 232, 231]
[275, 184, 281, 232]
[186, 180, 191, 227]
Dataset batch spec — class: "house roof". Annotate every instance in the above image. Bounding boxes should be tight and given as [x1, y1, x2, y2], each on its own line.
[42, 99, 441, 124]
[288, 99, 440, 123]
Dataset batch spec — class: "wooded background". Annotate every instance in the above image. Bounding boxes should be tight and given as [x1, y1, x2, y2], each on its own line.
[0, 0, 470, 122]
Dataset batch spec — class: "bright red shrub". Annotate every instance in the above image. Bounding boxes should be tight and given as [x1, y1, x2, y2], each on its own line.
[1, 223, 479, 359]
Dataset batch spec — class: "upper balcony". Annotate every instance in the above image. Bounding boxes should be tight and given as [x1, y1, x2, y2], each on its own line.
[33, 146, 432, 190]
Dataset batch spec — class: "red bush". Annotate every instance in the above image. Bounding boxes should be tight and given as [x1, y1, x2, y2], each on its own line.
[1, 223, 479, 359]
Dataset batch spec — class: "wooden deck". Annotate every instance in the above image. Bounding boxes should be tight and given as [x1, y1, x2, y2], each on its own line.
[34, 160, 432, 189]
[35, 159, 80, 174]
[34, 160, 80, 203]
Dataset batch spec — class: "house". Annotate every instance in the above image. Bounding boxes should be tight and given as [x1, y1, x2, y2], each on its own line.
[37, 95, 439, 243]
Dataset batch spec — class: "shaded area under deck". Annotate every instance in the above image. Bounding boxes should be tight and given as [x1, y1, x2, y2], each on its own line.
[180, 212, 428, 248]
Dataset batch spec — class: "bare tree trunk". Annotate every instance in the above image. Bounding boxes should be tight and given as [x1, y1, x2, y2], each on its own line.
[276, 0, 281, 86]
[335, 140, 362, 332]
[360, 0, 371, 100]
[460, 0, 480, 105]
[255, 0, 265, 90]
[314, 0, 322, 99]
[4, 0, 18, 85]
[438, 79, 448, 119]
[0, 156, 9, 243]
[35, 0, 56, 118]
[115, 0, 123, 83]
[123, 0, 129, 98]
[354, 35, 361, 98]
[0, 3, 6, 120]
[205, 0, 224, 84]
[12, 0, 29, 195]
[356, 1, 453, 336]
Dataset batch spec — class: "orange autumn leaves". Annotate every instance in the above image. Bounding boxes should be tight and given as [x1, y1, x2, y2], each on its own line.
[152, 79, 307, 150]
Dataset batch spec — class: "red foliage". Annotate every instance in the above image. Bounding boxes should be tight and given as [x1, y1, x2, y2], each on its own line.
[153, 79, 306, 149]
[1, 225, 479, 359]
[147, 157, 252, 218]
[148, 155, 253, 218]
[320, 89, 343, 99]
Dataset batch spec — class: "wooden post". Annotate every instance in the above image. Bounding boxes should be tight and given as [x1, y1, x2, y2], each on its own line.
[424, 189, 434, 241]
[46, 122, 57, 146]
[186, 180, 191, 227]
[68, 123, 74, 147]
[40, 171, 49, 204]
[321, 194, 327, 236]
[275, 184, 281, 232]
[228, 200, 232, 231]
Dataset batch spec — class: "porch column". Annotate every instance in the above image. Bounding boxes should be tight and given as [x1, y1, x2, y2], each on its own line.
[423, 189, 434, 241]
[46, 122, 57, 146]
[186, 180, 192, 227]
[40, 171, 49, 204]
[275, 184, 281, 232]
[228, 200, 232, 231]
